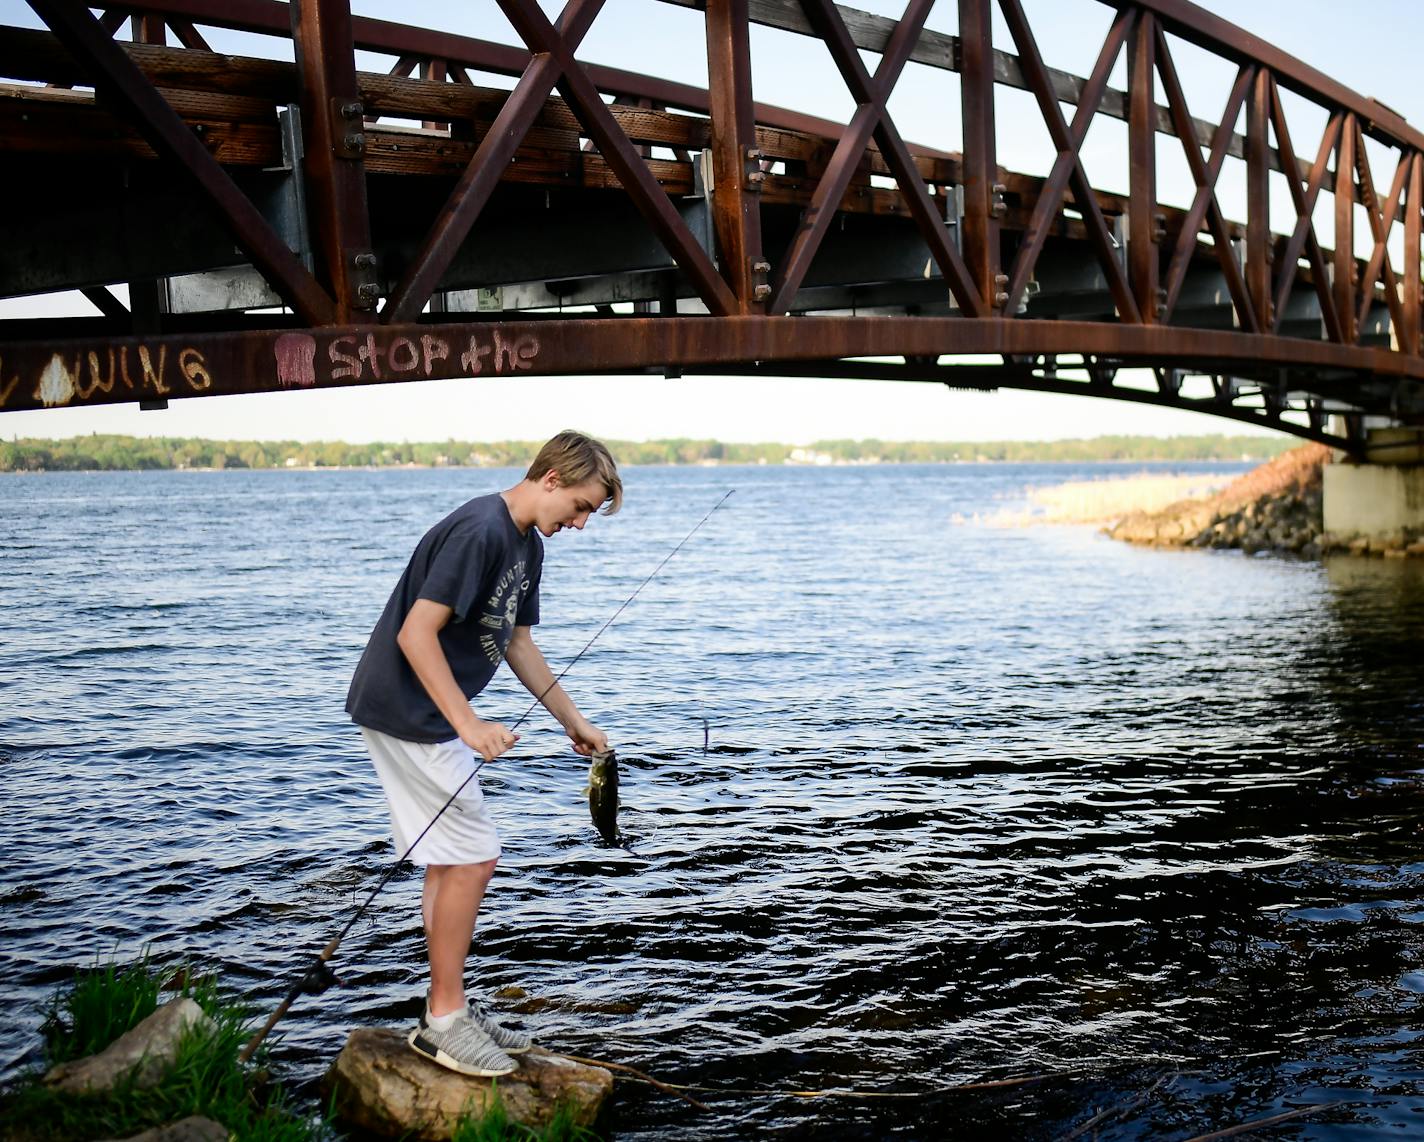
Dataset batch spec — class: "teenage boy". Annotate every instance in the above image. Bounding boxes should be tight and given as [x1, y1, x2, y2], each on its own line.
[346, 430, 622, 1077]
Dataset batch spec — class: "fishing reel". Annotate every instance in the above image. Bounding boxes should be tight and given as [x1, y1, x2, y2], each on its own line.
[297, 957, 341, 996]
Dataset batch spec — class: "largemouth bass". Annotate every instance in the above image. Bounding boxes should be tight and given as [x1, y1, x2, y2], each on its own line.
[586, 748, 619, 844]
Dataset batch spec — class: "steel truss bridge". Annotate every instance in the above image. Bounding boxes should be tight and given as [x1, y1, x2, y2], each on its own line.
[3, 0, 1424, 453]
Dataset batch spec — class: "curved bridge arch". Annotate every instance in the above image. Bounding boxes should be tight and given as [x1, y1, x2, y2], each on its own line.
[2, 0, 1421, 454]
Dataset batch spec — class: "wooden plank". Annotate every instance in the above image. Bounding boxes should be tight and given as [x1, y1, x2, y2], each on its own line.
[0, 88, 281, 164]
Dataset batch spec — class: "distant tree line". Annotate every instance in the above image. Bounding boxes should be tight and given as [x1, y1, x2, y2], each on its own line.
[0, 433, 1293, 473]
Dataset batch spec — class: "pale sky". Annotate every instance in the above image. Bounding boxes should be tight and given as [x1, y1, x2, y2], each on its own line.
[3, 0, 1418, 444]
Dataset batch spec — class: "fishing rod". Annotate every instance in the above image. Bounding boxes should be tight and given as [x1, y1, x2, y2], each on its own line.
[239, 488, 734, 1063]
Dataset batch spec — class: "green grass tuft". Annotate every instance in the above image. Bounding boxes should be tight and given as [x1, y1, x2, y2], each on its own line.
[40, 953, 165, 1066]
[449, 1083, 601, 1142]
[1, 956, 330, 1142]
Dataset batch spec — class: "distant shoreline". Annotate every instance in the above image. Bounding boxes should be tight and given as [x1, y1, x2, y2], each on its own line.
[0, 433, 1293, 473]
[0, 457, 1265, 475]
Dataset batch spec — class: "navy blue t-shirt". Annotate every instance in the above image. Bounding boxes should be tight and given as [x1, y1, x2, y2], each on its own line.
[346, 492, 543, 743]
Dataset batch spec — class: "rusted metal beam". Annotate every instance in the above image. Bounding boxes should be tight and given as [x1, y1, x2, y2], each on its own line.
[1334, 115, 1357, 343]
[164, 17, 212, 51]
[290, 0, 375, 320]
[419, 56, 447, 131]
[6, 316, 1424, 417]
[705, 358, 1357, 450]
[1406, 152, 1422, 356]
[23, 1, 334, 325]
[5, 0, 1422, 397]
[705, 0, 767, 313]
[127, 11, 168, 343]
[958, 0, 998, 315]
[1127, 10, 1157, 324]
[1126, 0, 1424, 154]
[382, 0, 605, 324]
[1245, 66, 1271, 331]
[130, 13, 166, 46]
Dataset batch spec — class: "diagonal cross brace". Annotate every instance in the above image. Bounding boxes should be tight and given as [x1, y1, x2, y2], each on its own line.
[1003, 7, 1133, 315]
[1352, 121, 1410, 342]
[1268, 93, 1342, 341]
[998, 0, 1140, 324]
[1154, 32, 1255, 332]
[26, 0, 335, 326]
[771, 0, 981, 315]
[798, 0, 982, 316]
[382, 0, 606, 324]
[498, 0, 737, 317]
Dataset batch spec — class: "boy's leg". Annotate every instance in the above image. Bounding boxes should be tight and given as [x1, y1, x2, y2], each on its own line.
[421, 867, 440, 938]
[426, 859, 498, 1017]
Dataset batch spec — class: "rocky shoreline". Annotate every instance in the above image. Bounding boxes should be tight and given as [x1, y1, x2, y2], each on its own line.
[1106, 443, 1424, 558]
[5, 976, 611, 1142]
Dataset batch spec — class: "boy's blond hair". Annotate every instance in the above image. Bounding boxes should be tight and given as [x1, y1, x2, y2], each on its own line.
[525, 430, 623, 515]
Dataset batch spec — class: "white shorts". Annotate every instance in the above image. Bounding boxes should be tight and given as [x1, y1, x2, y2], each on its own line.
[361, 728, 501, 866]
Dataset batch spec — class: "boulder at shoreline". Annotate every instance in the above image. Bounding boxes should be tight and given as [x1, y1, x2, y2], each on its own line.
[44, 998, 215, 1095]
[325, 1027, 612, 1140]
[1103, 443, 1422, 559]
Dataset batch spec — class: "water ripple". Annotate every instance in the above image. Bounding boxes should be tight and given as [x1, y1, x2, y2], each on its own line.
[3, 464, 1423, 1139]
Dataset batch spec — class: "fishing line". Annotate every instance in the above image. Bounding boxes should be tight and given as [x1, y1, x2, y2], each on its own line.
[240, 488, 734, 1062]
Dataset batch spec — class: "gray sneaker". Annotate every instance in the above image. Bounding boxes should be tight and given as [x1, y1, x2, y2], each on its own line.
[470, 999, 533, 1055]
[407, 1011, 517, 1077]
[418, 994, 533, 1055]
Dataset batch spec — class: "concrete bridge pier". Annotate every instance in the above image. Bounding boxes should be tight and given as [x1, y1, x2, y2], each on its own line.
[1323, 428, 1424, 548]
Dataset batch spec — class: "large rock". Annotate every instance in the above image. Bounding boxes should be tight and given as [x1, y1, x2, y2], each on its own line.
[44, 998, 215, 1095]
[325, 1027, 612, 1140]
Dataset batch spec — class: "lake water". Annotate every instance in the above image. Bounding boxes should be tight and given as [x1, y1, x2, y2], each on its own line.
[2, 463, 1423, 1140]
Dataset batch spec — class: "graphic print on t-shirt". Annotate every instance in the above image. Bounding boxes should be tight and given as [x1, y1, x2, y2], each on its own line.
[477, 558, 531, 664]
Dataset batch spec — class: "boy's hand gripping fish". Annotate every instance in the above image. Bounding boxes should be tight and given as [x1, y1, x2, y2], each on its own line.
[586, 748, 619, 844]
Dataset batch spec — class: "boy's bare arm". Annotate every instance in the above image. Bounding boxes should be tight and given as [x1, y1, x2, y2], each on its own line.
[397, 599, 517, 762]
[504, 626, 608, 756]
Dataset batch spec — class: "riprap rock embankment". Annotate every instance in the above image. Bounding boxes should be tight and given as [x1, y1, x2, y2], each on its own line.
[1107, 443, 1424, 558]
